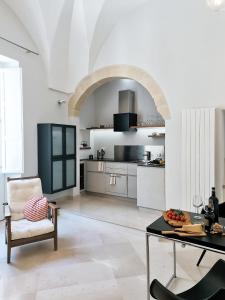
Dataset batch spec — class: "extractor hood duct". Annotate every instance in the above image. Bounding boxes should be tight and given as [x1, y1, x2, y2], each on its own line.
[114, 90, 137, 132]
[119, 90, 135, 113]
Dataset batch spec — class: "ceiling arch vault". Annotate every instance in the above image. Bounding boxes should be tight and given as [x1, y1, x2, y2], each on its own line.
[69, 64, 171, 120]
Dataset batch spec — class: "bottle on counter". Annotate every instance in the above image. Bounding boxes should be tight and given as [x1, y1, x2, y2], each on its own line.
[204, 205, 215, 233]
[209, 187, 219, 223]
[100, 148, 105, 160]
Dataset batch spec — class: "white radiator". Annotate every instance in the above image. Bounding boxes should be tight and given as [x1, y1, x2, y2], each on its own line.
[182, 108, 215, 211]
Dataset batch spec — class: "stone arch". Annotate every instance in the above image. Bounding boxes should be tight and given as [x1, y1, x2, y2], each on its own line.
[68, 64, 171, 119]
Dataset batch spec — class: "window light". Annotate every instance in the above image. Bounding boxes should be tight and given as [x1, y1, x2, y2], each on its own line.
[207, 0, 225, 11]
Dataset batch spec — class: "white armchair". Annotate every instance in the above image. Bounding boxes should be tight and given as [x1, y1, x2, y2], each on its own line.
[4, 176, 59, 263]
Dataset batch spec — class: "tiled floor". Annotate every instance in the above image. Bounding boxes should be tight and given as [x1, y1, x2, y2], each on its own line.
[59, 192, 161, 231]
[0, 193, 223, 300]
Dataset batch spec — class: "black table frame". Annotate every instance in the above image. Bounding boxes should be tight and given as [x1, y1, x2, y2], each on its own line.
[146, 215, 225, 300]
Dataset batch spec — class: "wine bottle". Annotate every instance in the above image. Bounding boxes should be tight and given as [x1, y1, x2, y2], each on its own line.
[204, 205, 215, 233]
[209, 187, 219, 223]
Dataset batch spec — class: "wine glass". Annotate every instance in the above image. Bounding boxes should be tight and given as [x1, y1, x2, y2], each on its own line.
[192, 195, 203, 220]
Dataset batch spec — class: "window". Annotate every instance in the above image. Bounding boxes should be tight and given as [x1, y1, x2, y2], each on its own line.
[0, 56, 23, 174]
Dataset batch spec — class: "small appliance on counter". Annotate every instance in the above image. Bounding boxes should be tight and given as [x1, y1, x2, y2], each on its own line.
[143, 151, 151, 161]
[97, 148, 105, 160]
[80, 141, 88, 148]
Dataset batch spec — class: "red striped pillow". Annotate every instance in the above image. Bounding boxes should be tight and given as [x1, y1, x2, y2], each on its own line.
[24, 196, 48, 222]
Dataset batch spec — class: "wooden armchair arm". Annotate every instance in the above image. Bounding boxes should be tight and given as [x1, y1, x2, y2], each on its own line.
[3, 203, 11, 247]
[3, 203, 11, 220]
[48, 202, 59, 251]
[47, 202, 59, 232]
[48, 202, 59, 210]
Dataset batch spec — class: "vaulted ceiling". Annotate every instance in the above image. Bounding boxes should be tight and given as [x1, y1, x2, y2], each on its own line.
[3, 0, 148, 93]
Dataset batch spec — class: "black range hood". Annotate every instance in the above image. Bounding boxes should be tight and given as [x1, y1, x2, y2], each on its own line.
[114, 113, 137, 132]
[113, 90, 137, 132]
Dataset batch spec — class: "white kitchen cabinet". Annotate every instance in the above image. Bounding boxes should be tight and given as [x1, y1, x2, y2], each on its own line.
[86, 161, 105, 172]
[127, 164, 137, 199]
[85, 161, 137, 198]
[127, 163, 137, 176]
[128, 175, 137, 198]
[86, 172, 105, 193]
[105, 173, 127, 196]
[105, 162, 127, 175]
[137, 166, 165, 210]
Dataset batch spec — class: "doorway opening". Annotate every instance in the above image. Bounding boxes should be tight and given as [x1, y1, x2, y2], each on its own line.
[67, 65, 170, 230]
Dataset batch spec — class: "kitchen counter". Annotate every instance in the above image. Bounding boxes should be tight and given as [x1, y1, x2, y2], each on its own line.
[80, 158, 165, 167]
[80, 158, 138, 164]
[137, 162, 165, 168]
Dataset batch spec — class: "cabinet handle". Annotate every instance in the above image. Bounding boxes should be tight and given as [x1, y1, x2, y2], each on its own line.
[110, 174, 121, 178]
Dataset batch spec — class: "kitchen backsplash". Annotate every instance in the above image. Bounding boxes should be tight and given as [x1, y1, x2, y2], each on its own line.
[94, 129, 164, 159]
[80, 127, 165, 159]
[114, 145, 165, 161]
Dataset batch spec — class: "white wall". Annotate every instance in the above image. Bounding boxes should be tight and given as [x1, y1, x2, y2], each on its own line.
[0, 1, 75, 213]
[92, 0, 225, 208]
[79, 94, 95, 159]
[79, 94, 96, 129]
[79, 79, 165, 159]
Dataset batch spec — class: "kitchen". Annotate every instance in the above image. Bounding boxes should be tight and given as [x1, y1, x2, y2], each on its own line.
[79, 78, 166, 213]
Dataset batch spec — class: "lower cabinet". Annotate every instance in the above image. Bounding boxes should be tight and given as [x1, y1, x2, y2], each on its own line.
[105, 174, 127, 196]
[85, 161, 137, 199]
[137, 166, 165, 210]
[128, 175, 137, 199]
[86, 171, 105, 193]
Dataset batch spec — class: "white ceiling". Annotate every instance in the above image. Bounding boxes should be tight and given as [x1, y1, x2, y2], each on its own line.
[2, 0, 148, 93]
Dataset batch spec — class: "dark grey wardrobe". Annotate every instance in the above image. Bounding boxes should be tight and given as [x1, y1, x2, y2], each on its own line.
[38, 123, 76, 194]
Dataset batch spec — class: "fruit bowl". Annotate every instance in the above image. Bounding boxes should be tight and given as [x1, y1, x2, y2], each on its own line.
[163, 209, 191, 227]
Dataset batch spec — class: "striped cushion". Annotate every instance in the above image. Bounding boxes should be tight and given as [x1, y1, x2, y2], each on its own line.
[24, 196, 48, 222]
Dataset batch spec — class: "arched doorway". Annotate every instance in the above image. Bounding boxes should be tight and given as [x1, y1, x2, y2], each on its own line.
[70, 64, 171, 219]
[68, 64, 171, 120]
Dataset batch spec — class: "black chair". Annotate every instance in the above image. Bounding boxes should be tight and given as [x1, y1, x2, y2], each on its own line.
[150, 259, 225, 300]
[196, 202, 225, 267]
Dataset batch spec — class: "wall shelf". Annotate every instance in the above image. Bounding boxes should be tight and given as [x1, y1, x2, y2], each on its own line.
[80, 146, 91, 150]
[130, 125, 165, 128]
[148, 134, 165, 138]
[86, 127, 114, 130]
[84, 125, 165, 130]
